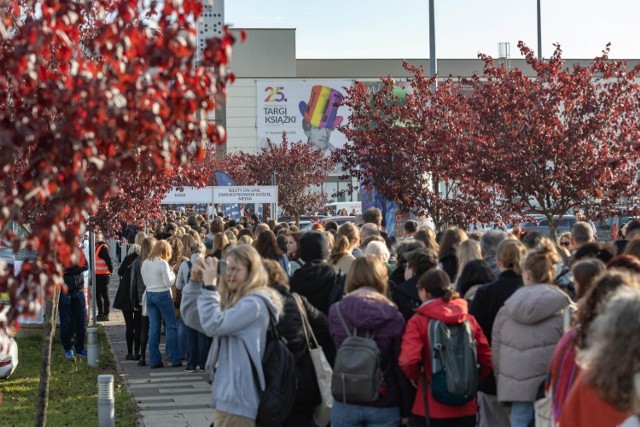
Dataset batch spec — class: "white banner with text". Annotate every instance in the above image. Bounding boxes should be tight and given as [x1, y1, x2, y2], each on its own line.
[213, 186, 278, 204]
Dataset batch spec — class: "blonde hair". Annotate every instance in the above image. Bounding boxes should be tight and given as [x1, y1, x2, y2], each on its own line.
[219, 245, 282, 313]
[497, 239, 527, 275]
[345, 255, 389, 298]
[455, 239, 482, 281]
[181, 234, 196, 258]
[238, 235, 253, 245]
[580, 287, 640, 411]
[140, 237, 157, 262]
[134, 232, 147, 247]
[224, 230, 237, 244]
[324, 231, 334, 251]
[329, 235, 351, 265]
[522, 237, 560, 284]
[213, 233, 229, 253]
[148, 240, 172, 261]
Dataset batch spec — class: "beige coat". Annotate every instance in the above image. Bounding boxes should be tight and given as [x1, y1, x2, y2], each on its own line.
[333, 253, 355, 276]
[492, 284, 572, 402]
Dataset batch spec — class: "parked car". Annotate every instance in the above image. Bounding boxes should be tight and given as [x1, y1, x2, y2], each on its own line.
[301, 216, 356, 231]
[520, 215, 577, 237]
[0, 337, 18, 379]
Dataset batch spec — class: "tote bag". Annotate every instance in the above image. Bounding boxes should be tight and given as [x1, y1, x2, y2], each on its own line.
[293, 293, 333, 427]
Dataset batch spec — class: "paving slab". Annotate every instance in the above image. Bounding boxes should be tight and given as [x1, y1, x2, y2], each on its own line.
[102, 272, 213, 427]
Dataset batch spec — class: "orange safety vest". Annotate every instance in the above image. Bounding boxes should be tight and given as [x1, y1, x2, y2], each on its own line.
[95, 243, 111, 275]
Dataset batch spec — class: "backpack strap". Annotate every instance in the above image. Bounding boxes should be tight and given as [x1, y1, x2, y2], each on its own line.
[335, 301, 377, 339]
[186, 260, 193, 282]
[335, 302, 353, 337]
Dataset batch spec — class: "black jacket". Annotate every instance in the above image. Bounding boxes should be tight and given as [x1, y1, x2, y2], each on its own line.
[390, 276, 421, 322]
[274, 285, 334, 410]
[130, 257, 146, 309]
[289, 261, 344, 317]
[469, 269, 523, 395]
[63, 256, 89, 293]
[439, 250, 458, 282]
[113, 252, 138, 311]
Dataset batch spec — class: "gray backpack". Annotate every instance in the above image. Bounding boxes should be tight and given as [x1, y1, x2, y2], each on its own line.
[428, 319, 478, 405]
[331, 302, 382, 404]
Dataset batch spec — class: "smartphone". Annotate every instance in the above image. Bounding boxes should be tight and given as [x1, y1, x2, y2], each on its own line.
[217, 260, 227, 276]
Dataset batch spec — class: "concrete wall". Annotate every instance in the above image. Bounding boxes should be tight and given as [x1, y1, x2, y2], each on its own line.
[224, 28, 640, 157]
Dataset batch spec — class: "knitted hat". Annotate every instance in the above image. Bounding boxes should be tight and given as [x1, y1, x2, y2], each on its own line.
[298, 231, 329, 262]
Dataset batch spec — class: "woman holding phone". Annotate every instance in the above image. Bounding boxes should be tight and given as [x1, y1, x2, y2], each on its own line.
[181, 245, 283, 427]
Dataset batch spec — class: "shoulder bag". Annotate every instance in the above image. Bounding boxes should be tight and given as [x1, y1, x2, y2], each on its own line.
[293, 293, 333, 427]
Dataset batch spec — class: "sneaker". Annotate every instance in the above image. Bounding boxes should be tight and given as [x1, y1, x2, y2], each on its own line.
[96, 315, 106, 321]
[64, 349, 75, 358]
[184, 367, 197, 373]
[150, 363, 164, 369]
[171, 361, 183, 368]
[76, 349, 88, 357]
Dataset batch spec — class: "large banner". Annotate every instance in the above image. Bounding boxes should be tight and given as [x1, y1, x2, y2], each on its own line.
[257, 80, 353, 154]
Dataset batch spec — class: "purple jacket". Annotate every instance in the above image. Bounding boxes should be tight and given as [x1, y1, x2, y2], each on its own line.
[329, 289, 414, 416]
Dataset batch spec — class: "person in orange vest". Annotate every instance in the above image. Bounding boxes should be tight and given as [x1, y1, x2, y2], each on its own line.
[95, 231, 114, 321]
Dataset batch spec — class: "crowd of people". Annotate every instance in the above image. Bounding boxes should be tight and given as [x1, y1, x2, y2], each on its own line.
[58, 207, 640, 427]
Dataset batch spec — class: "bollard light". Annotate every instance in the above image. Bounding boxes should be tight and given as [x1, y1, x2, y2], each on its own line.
[87, 327, 98, 368]
[98, 374, 115, 427]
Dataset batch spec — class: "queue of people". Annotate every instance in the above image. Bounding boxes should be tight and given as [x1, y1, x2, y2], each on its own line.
[59, 209, 640, 427]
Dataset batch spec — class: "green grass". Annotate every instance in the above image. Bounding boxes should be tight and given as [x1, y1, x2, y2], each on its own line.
[0, 325, 137, 426]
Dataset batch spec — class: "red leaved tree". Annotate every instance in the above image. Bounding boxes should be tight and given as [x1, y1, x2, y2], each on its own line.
[465, 42, 640, 238]
[336, 62, 496, 230]
[0, 1, 236, 423]
[239, 134, 334, 224]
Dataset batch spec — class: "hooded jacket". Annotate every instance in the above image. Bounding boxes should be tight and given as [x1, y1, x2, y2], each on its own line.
[390, 276, 421, 322]
[329, 289, 414, 417]
[290, 261, 344, 316]
[181, 280, 281, 420]
[399, 297, 492, 419]
[492, 284, 572, 403]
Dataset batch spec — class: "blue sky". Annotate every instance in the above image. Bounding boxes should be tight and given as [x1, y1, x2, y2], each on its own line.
[225, 0, 640, 59]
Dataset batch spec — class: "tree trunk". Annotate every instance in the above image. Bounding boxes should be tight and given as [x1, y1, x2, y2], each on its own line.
[35, 286, 60, 427]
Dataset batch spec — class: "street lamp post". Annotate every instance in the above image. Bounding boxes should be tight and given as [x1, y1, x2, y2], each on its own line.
[537, 0, 542, 60]
[429, 0, 437, 89]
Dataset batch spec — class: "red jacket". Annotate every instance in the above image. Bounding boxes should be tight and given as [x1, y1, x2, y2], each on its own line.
[399, 297, 492, 419]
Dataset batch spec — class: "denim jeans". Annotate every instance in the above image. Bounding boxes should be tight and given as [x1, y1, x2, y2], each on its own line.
[331, 401, 401, 427]
[59, 289, 87, 351]
[509, 401, 534, 427]
[185, 324, 209, 370]
[176, 317, 187, 360]
[146, 290, 180, 366]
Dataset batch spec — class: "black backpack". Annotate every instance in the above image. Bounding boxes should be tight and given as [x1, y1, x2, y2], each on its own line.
[250, 303, 298, 426]
[331, 301, 383, 404]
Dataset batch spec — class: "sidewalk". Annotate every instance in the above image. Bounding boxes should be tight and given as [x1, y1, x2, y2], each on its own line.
[103, 273, 213, 427]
